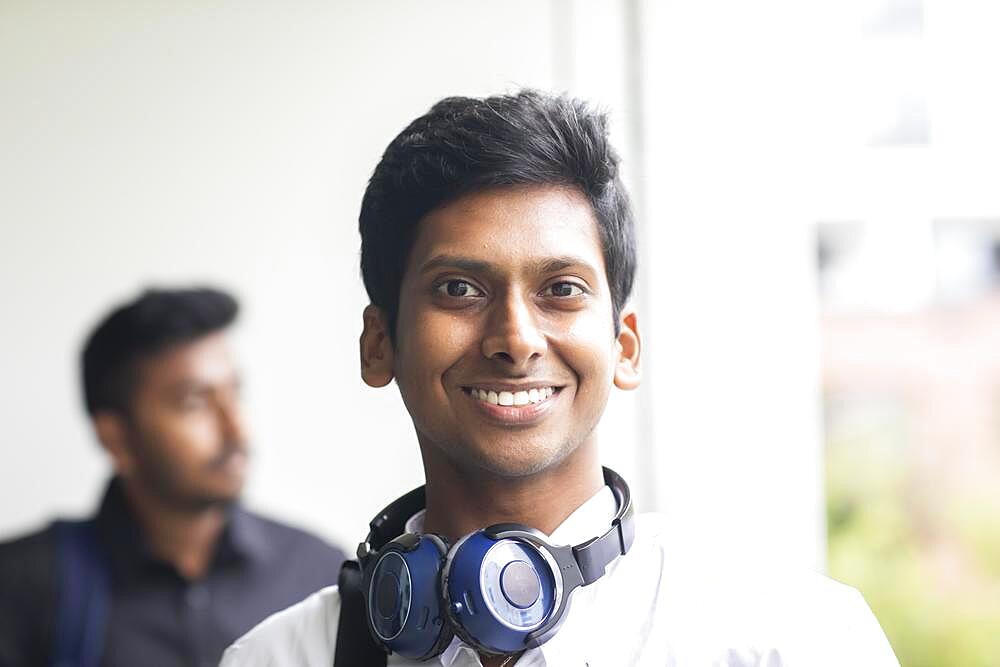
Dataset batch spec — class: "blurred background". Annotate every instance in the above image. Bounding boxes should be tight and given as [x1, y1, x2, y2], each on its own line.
[1, 1, 997, 664]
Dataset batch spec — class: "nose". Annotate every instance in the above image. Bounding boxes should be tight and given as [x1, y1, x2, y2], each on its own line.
[481, 291, 547, 369]
[218, 395, 248, 448]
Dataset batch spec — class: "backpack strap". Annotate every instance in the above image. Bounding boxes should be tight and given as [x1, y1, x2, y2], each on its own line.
[334, 559, 387, 667]
[50, 519, 110, 667]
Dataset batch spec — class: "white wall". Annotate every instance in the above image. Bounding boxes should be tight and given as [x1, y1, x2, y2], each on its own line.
[636, 0, 825, 572]
[0, 0, 823, 572]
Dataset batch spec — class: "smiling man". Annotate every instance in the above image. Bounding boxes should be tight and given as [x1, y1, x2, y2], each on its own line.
[221, 92, 899, 666]
[0, 288, 345, 667]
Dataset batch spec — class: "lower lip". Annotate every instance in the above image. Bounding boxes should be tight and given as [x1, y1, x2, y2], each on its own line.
[464, 389, 561, 425]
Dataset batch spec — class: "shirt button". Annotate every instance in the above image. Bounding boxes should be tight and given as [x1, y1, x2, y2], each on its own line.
[184, 584, 211, 610]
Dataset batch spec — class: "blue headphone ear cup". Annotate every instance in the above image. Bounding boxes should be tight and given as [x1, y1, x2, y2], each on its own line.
[443, 531, 559, 656]
[364, 533, 453, 660]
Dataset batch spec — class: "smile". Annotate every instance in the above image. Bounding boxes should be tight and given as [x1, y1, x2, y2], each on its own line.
[460, 385, 562, 425]
[463, 386, 558, 406]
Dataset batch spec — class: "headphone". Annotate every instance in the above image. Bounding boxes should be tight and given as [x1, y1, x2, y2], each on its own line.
[355, 467, 635, 660]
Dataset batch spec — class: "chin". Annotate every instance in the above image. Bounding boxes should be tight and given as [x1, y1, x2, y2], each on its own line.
[459, 438, 576, 480]
[197, 495, 241, 513]
[187, 479, 244, 508]
[211, 484, 244, 505]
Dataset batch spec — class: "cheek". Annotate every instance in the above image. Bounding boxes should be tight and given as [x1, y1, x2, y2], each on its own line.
[397, 310, 478, 388]
[147, 412, 220, 460]
[552, 340, 616, 420]
[561, 313, 618, 384]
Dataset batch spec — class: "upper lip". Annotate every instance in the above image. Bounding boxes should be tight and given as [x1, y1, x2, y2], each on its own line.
[461, 381, 564, 392]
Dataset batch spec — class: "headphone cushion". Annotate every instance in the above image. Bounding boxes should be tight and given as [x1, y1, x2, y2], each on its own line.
[364, 534, 452, 660]
[443, 532, 558, 655]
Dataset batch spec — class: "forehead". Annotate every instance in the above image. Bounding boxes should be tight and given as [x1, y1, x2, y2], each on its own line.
[136, 332, 237, 390]
[406, 185, 606, 275]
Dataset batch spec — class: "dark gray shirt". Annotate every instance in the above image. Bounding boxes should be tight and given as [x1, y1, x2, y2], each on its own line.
[0, 478, 345, 667]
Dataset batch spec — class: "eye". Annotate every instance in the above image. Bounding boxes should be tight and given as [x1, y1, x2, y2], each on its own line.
[178, 393, 210, 411]
[435, 279, 484, 298]
[543, 281, 585, 298]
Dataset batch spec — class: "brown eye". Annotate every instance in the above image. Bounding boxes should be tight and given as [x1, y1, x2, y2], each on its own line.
[436, 280, 483, 298]
[545, 282, 584, 297]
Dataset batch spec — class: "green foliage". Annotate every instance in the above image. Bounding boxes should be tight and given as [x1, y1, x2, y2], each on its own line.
[827, 438, 1000, 667]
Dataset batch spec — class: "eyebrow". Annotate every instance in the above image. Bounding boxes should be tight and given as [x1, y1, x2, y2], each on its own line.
[167, 373, 241, 396]
[167, 382, 211, 399]
[419, 254, 597, 276]
[419, 255, 492, 274]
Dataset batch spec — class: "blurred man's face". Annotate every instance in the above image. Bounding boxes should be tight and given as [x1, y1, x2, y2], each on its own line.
[120, 332, 248, 510]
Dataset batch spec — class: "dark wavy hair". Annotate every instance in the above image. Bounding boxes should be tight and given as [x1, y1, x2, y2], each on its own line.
[81, 287, 238, 415]
[359, 89, 637, 340]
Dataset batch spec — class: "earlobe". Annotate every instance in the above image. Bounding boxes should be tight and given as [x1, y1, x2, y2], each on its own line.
[613, 309, 641, 390]
[360, 304, 395, 388]
[93, 412, 135, 477]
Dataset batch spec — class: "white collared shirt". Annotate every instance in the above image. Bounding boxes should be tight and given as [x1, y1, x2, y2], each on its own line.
[221, 487, 899, 666]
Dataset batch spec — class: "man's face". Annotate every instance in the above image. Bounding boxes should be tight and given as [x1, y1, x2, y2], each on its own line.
[117, 332, 248, 510]
[387, 184, 630, 478]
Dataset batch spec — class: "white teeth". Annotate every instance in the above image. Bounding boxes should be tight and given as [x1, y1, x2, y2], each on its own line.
[470, 387, 557, 406]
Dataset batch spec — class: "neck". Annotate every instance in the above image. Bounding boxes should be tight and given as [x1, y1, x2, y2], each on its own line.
[420, 441, 604, 542]
[121, 480, 228, 580]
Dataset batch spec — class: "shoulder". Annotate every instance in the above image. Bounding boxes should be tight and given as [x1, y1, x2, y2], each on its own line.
[0, 524, 59, 665]
[238, 510, 347, 562]
[0, 522, 56, 558]
[0, 523, 57, 591]
[220, 585, 341, 666]
[601, 513, 898, 665]
[719, 570, 899, 665]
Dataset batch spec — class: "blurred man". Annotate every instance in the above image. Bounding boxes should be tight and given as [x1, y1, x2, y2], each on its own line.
[0, 287, 344, 667]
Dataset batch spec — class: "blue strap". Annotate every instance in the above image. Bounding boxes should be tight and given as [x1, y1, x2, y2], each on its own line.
[51, 520, 110, 667]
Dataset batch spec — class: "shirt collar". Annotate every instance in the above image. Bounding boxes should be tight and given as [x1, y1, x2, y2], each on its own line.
[92, 476, 269, 582]
[221, 504, 274, 564]
[401, 484, 619, 667]
[403, 485, 617, 545]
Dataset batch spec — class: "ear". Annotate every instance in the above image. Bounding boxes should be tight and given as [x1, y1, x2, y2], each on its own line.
[93, 411, 137, 477]
[613, 308, 641, 390]
[360, 304, 395, 388]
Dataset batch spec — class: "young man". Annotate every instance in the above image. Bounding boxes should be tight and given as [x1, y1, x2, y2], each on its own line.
[0, 288, 345, 667]
[221, 92, 899, 665]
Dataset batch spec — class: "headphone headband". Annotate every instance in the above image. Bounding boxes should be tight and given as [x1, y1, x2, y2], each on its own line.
[358, 467, 633, 579]
[357, 485, 425, 563]
[576, 466, 635, 584]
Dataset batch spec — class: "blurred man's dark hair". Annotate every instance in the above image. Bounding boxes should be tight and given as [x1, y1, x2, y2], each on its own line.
[81, 287, 238, 416]
[359, 89, 637, 340]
